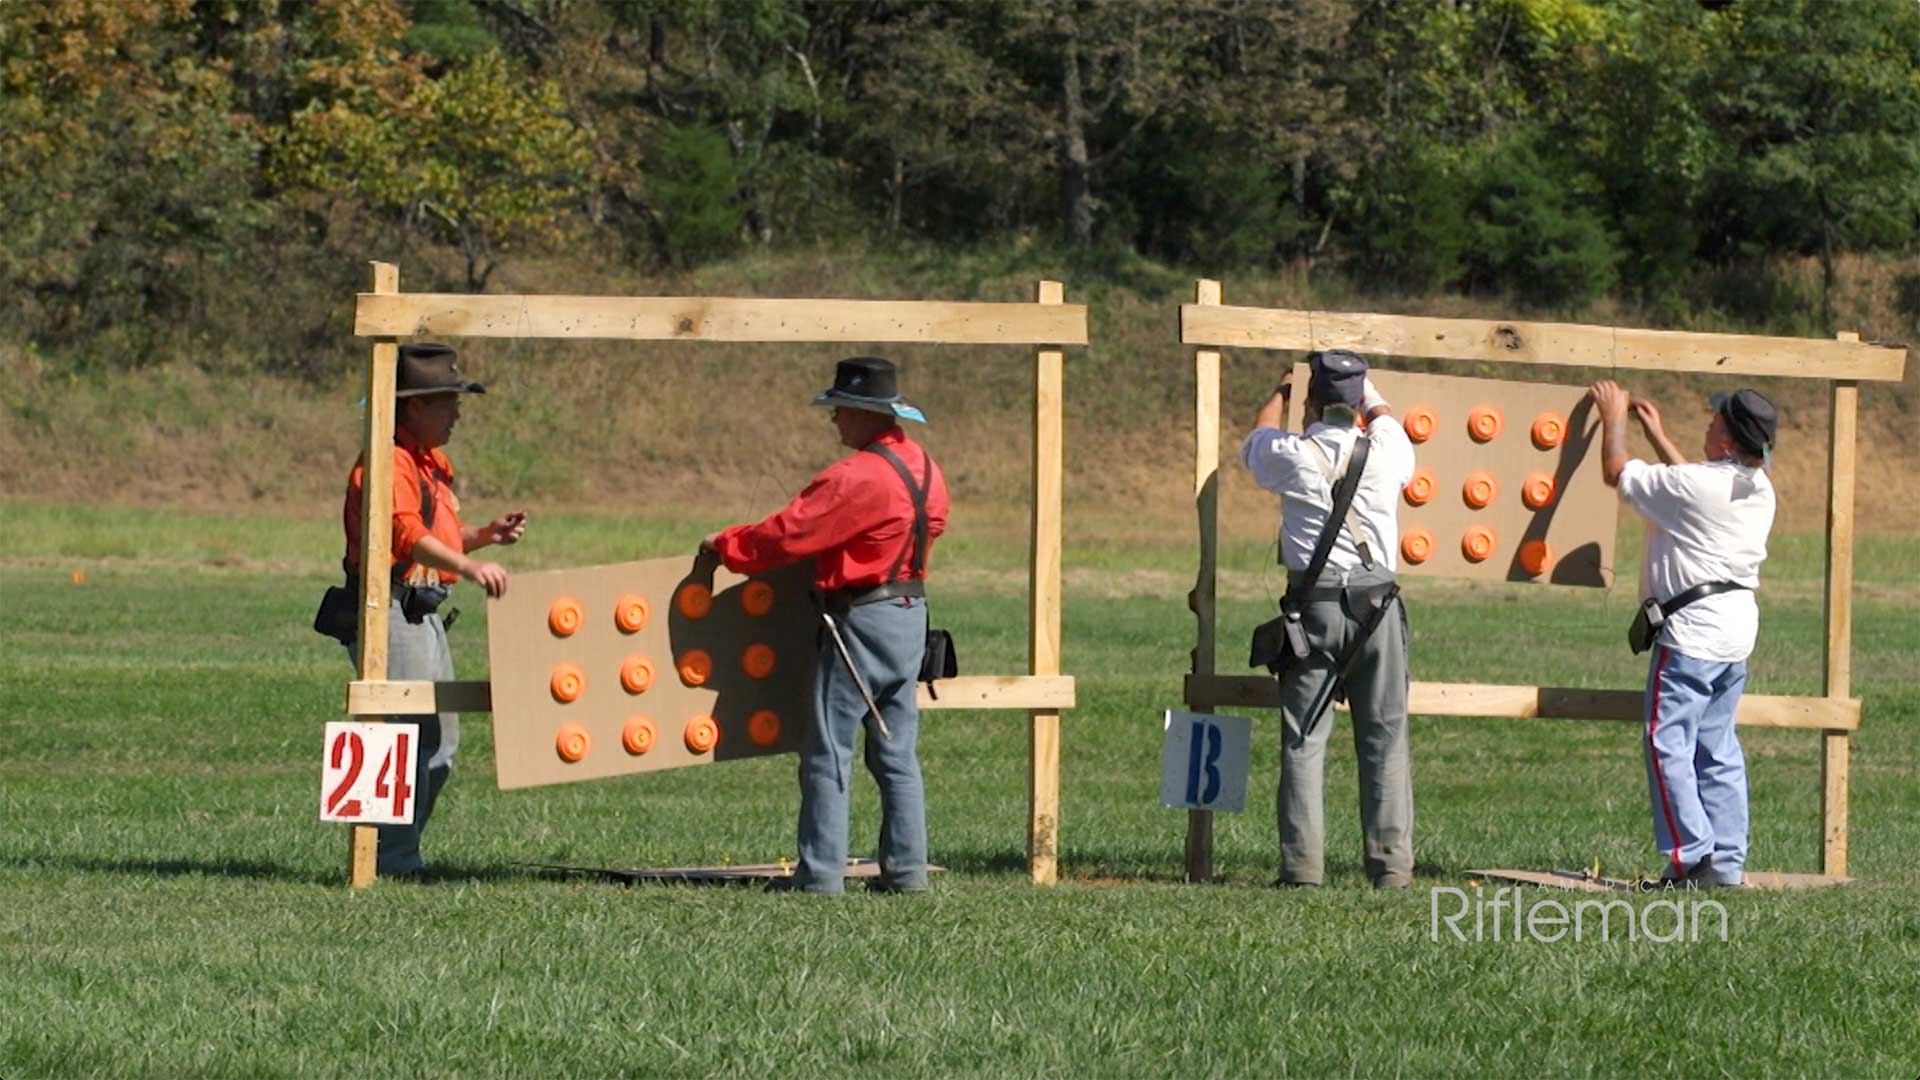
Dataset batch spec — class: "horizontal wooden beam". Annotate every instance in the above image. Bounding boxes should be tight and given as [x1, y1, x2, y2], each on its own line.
[1184, 676, 1860, 731]
[356, 294, 1089, 346]
[1179, 306, 1908, 383]
[347, 674, 1075, 716]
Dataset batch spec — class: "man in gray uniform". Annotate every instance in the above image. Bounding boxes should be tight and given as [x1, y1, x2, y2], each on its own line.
[1242, 351, 1417, 888]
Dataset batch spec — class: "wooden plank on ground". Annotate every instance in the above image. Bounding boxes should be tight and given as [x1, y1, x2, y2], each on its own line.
[1178, 306, 1908, 382]
[356, 293, 1089, 346]
[1183, 676, 1860, 730]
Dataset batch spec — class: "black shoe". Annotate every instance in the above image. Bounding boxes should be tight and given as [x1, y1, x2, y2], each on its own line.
[1270, 879, 1321, 889]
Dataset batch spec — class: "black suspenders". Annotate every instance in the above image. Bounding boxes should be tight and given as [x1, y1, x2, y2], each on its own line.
[865, 444, 932, 583]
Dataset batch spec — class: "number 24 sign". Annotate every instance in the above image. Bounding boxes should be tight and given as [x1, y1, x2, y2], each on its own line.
[320, 722, 419, 824]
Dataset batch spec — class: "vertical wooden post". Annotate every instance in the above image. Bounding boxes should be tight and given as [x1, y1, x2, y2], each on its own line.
[1185, 279, 1223, 883]
[1820, 333, 1859, 878]
[348, 261, 401, 889]
[1028, 280, 1066, 885]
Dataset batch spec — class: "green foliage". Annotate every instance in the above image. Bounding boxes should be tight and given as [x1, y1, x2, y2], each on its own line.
[403, 0, 500, 63]
[272, 49, 592, 290]
[6, 0, 1920, 374]
[648, 124, 744, 266]
[1462, 131, 1622, 310]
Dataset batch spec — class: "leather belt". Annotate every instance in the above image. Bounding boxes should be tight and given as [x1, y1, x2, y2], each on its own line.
[821, 579, 925, 612]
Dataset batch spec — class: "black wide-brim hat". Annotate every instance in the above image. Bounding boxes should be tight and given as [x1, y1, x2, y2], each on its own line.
[811, 356, 926, 423]
[396, 343, 486, 398]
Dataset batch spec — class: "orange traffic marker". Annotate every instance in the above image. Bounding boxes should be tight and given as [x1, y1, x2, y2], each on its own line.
[676, 649, 712, 687]
[614, 595, 650, 634]
[1531, 411, 1567, 450]
[555, 722, 591, 763]
[684, 715, 719, 754]
[547, 596, 584, 637]
[1401, 528, 1436, 565]
[1468, 405, 1504, 442]
[620, 654, 656, 695]
[741, 580, 776, 617]
[550, 663, 586, 703]
[747, 709, 781, 747]
[1403, 467, 1437, 506]
[1462, 525, 1496, 563]
[1518, 540, 1553, 577]
[675, 583, 713, 620]
[1462, 471, 1497, 509]
[622, 716, 656, 755]
[1404, 406, 1438, 443]
[742, 643, 776, 680]
[1521, 472, 1557, 510]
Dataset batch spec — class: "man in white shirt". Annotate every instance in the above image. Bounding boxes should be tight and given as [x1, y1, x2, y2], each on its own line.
[1243, 350, 1418, 888]
[1591, 379, 1778, 888]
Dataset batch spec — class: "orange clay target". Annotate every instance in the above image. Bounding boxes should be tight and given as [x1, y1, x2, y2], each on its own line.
[741, 580, 776, 616]
[1401, 528, 1436, 565]
[613, 595, 650, 633]
[621, 716, 656, 755]
[1462, 471, 1497, 509]
[1461, 525, 1497, 563]
[675, 583, 713, 619]
[1403, 468, 1437, 506]
[1522, 473, 1557, 510]
[747, 709, 781, 747]
[549, 663, 585, 703]
[676, 649, 712, 687]
[684, 715, 719, 754]
[620, 654, 656, 694]
[1468, 405, 1504, 442]
[1404, 406, 1438, 443]
[547, 596, 583, 637]
[1531, 411, 1567, 450]
[555, 722, 590, 762]
[742, 643, 776, 680]
[1518, 540, 1554, 577]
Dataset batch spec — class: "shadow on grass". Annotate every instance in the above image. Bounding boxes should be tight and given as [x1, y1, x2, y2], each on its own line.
[2, 854, 546, 887]
[2, 853, 335, 885]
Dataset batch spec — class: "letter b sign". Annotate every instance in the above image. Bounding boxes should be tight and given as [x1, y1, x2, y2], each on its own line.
[1159, 710, 1251, 812]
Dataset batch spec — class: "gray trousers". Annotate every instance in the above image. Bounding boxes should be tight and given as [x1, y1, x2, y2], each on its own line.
[795, 596, 929, 895]
[1274, 565, 1414, 887]
[343, 598, 458, 876]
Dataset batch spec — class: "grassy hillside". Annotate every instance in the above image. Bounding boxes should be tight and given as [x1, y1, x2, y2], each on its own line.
[3, 248, 1915, 535]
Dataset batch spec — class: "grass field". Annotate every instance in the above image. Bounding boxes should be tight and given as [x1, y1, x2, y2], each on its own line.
[3, 501, 1918, 1076]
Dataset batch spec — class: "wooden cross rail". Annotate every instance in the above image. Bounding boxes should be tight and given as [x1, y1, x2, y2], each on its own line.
[1181, 282, 1908, 883]
[343, 264, 1083, 888]
[346, 675, 1078, 716]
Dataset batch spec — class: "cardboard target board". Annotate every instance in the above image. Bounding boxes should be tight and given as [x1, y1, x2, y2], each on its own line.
[487, 556, 817, 790]
[1287, 365, 1616, 587]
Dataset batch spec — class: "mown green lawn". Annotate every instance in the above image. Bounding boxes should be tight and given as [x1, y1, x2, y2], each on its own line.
[2, 503, 1917, 1077]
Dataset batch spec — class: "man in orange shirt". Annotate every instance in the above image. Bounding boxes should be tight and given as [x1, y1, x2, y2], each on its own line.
[341, 343, 528, 880]
[703, 357, 948, 895]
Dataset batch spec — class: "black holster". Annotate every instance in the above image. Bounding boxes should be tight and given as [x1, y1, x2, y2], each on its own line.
[1249, 598, 1312, 676]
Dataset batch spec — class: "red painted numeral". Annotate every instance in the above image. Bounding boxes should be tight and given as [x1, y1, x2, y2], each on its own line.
[390, 733, 413, 816]
[325, 731, 365, 817]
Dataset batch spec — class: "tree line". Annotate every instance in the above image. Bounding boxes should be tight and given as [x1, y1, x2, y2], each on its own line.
[3, 0, 1917, 375]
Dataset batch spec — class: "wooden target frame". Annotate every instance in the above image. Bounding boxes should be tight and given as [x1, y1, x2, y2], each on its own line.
[1179, 278, 1908, 882]
[340, 262, 1085, 889]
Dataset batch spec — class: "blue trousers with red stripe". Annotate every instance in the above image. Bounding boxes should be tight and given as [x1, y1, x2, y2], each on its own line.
[1642, 645, 1750, 885]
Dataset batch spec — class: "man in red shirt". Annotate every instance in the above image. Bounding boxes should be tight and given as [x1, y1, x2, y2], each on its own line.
[341, 343, 528, 880]
[703, 357, 949, 895]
